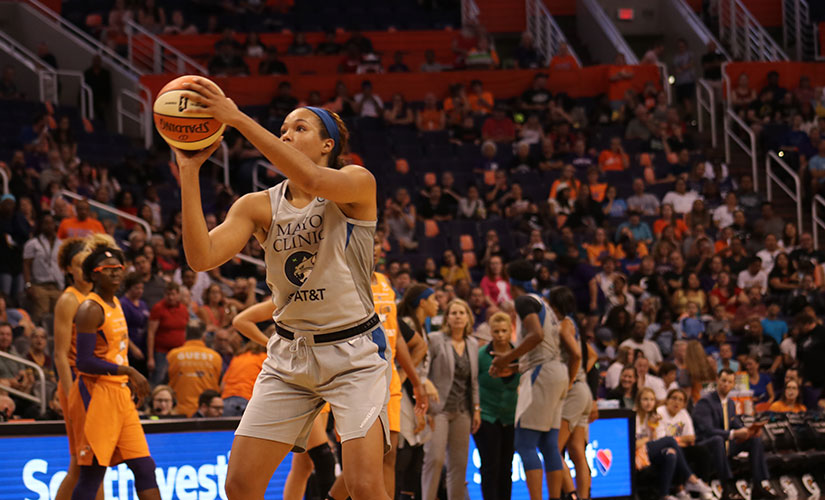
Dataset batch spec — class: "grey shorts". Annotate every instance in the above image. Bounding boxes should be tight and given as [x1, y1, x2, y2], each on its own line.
[561, 381, 593, 429]
[235, 325, 392, 453]
[518, 361, 568, 432]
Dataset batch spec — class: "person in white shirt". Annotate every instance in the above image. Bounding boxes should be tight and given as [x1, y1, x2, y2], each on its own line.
[605, 345, 634, 390]
[620, 321, 663, 368]
[662, 178, 701, 215]
[353, 80, 384, 118]
[755, 233, 781, 274]
[711, 192, 739, 229]
[656, 388, 714, 482]
[635, 355, 667, 401]
[736, 256, 769, 295]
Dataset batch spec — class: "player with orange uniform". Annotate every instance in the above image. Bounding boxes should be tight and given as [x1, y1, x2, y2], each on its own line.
[68, 243, 159, 500]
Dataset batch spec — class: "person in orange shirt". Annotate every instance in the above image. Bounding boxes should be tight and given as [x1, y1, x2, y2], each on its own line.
[768, 379, 806, 413]
[417, 93, 446, 132]
[548, 43, 579, 72]
[599, 137, 630, 172]
[549, 164, 581, 200]
[166, 320, 223, 417]
[221, 340, 267, 416]
[468, 79, 494, 115]
[57, 199, 105, 239]
[585, 166, 607, 202]
[607, 53, 636, 105]
[69, 242, 159, 500]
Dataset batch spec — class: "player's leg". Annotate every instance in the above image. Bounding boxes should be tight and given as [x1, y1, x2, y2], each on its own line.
[284, 452, 315, 500]
[225, 436, 293, 499]
[285, 412, 333, 500]
[340, 418, 391, 500]
[569, 425, 591, 498]
[124, 456, 160, 500]
[383, 431, 399, 497]
[541, 428, 565, 500]
[558, 419, 575, 496]
[514, 427, 544, 500]
[58, 457, 104, 500]
[70, 463, 107, 500]
[421, 413, 450, 500]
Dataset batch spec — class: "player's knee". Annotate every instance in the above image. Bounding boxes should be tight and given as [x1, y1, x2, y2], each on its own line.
[346, 473, 384, 500]
[543, 429, 563, 472]
[225, 470, 256, 500]
[125, 457, 158, 492]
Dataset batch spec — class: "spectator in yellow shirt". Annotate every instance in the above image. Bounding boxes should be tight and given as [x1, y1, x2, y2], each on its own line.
[166, 320, 222, 417]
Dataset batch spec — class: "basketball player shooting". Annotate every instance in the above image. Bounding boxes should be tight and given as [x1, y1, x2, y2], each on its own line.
[173, 77, 394, 500]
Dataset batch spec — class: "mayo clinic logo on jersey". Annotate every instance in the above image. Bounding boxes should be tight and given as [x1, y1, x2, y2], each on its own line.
[272, 215, 324, 253]
[285, 251, 317, 286]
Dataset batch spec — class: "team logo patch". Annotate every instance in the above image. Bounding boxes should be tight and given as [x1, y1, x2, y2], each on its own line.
[285, 251, 316, 287]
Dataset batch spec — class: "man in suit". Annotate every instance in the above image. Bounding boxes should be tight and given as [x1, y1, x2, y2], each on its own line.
[692, 368, 778, 500]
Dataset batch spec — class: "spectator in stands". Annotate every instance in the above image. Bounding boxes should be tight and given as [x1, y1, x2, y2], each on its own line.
[804, 140, 825, 193]
[737, 256, 768, 295]
[353, 80, 384, 118]
[388, 51, 410, 73]
[760, 70, 786, 104]
[338, 43, 362, 74]
[730, 73, 756, 116]
[221, 338, 266, 416]
[56, 199, 104, 239]
[625, 105, 654, 141]
[167, 320, 222, 417]
[0, 65, 21, 99]
[287, 31, 313, 55]
[615, 211, 653, 246]
[598, 137, 629, 172]
[672, 39, 696, 114]
[662, 179, 700, 215]
[190, 389, 223, 418]
[0, 322, 32, 397]
[769, 378, 805, 413]
[481, 105, 516, 143]
[315, 31, 343, 55]
[627, 178, 660, 216]
[120, 271, 149, 375]
[345, 29, 374, 54]
[417, 93, 446, 132]
[794, 312, 825, 408]
[520, 73, 552, 113]
[693, 368, 778, 500]
[255, 45, 288, 76]
[268, 81, 299, 125]
[620, 320, 663, 368]
[641, 42, 664, 64]
[384, 93, 414, 127]
[480, 255, 510, 305]
[420, 49, 448, 72]
[737, 316, 780, 374]
[133, 250, 164, 308]
[514, 32, 541, 69]
[243, 32, 266, 58]
[21, 213, 62, 324]
[468, 80, 497, 117]
[197, 283, 242, 331]
[654, 388, 714, 482]
[147, 281, 189, 385]
[326, 80, 356, 117]
[606, 365, 637, 408]
[163, 9, 197, 35]
[137, 0, 165, 33]
[548, 43, 578, 72]
[700, 41, 724, 84]
[607, 53, 635, 108]
[208, 43, 249, 76]
[386, 188, 418, 252]
[148, 384, 177, 418]
[452, 23, 480, 68]
[742, 354, 774, 406]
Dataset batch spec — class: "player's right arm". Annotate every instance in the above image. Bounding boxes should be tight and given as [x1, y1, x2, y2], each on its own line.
[231, 299, 276, 347]
[53, 292, 78, 397]
[173, 142, 271, 272]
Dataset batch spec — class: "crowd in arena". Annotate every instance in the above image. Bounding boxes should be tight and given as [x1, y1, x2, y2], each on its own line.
[2, 5, 825, 499]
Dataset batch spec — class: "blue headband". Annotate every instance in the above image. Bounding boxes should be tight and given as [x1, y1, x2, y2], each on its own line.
[304, 106, 341, 162]
[510, 278, 536, 294]
[412, 288, 435, 308]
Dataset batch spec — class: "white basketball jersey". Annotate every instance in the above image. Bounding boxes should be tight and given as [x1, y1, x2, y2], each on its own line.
[263, 181, 376, 334]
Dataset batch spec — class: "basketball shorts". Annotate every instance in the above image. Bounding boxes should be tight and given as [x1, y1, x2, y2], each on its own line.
[516, 360, 568, 432]
[561, 380, 593, 429]
[388, 365, 402, 433]
[69, 376, 151, 467]
[236, 325, 392, 453]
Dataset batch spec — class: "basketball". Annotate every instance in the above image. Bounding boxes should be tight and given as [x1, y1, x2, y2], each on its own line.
[153, 75, 226, 150]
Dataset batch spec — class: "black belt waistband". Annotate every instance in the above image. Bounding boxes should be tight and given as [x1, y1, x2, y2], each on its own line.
[275, 314, 381, 343]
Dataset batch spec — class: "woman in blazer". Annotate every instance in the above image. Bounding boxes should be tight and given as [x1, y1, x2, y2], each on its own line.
[422, 298, 480, 500]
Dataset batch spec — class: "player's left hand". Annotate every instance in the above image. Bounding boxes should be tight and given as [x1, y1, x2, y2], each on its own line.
[181, 78, 242, 127]
[413, 382, 429, 416]
[471, 410, 481, 434]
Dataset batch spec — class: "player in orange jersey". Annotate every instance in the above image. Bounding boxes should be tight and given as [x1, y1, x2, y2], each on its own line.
[69, 243, 159, 500]
[54, 235, 113, 500]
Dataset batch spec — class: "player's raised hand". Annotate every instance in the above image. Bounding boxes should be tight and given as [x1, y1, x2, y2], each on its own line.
[181, 77, 241, 126]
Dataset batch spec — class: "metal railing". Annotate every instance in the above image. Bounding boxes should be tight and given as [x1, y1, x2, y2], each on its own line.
[60, 189, 153, 237]
[783, 0, 816, 60]
[460, 0, 480, 27]
[579, 0, 638, 64]
[813, 195, 825, 249]
[125, 19, 208, 75]
[0, 28, 47, 102]
[667, 0, 732, 59]
[765, 151, 802, 235]
[723, 108, 758, 191]
[0, 350, 47, 415]
[252, 160, 283, 192]
[719, 0, 789, 61]
[118, 88, 153, 149]
[696, 78, 718, 147]
[525, 0, 580, 67]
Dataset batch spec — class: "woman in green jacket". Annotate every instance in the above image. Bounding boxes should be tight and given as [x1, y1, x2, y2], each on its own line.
[475, 311, 521, 500]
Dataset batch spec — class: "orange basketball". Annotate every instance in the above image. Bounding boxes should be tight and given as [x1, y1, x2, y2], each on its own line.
[153, 75, 226, 151]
